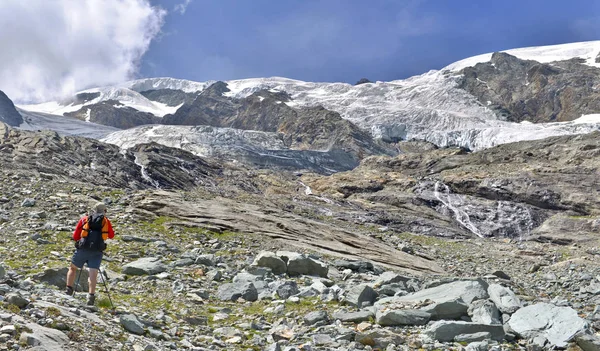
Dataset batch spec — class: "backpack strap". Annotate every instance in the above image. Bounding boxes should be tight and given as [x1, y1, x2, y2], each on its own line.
[81, 216, 90, 238]
[101, 217, 109, 240]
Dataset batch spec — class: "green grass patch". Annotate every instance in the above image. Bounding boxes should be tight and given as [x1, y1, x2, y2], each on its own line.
[96, 297, 113, 309]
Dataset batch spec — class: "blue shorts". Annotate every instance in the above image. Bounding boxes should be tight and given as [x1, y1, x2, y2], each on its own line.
[71, 249, 103, 269]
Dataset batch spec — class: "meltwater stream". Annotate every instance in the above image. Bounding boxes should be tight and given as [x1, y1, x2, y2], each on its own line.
[432, 181, 537, 239]
[434, 181, 484, 238]
[134, 154, 161, 189]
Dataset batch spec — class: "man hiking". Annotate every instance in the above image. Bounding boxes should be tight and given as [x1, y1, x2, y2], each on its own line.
[65, 202, 115, 305]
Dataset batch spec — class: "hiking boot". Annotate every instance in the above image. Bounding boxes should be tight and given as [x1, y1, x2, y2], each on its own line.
[87, 294, 96, 306]
[65, 286, 74, 296]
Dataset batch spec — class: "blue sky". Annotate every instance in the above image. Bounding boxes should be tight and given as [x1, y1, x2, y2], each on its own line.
[135, 1, 598, 83]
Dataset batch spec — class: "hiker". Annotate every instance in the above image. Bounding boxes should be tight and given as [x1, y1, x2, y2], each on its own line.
[65, 202, 115, 305]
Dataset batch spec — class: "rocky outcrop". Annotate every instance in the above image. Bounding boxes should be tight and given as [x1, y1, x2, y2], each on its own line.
[139, 88, 197, 107]
[0, 90, 23, 126]
[162, 82, 395, 159]
[65, 100, 160, 128]
[458, 52, 600, 122]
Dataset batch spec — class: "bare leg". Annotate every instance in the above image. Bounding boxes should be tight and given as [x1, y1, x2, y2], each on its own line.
[66, 263, 78, 288]
[88, 268, 98, 295]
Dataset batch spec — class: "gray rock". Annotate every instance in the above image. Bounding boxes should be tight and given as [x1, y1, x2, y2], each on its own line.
[0, 92, 23, 126]
[575, 333, 600, 351]
[275, 281, 299, 299]
[355, 329, 405, 349]
[345, 284, 378, 308]
[18, 322, 69, 350]
[172, 258, 194, 267]
[376, 279, 488, 309]
[207, 270, 222, 281]
[0, 263, 5, 280]
[217, 282, 258, 302]
[213, 326, 243, 338]
[184, 316, 208, 326]
[303, 310, 330, 326]
[21, 198, 36, 207]
[424, 321, 505, 342]
[0, 325, 15, 335]
[373, 271, 411, 287]
[465, 341, 489, 351]
[376, 309, 431, 326]
[468, 299, 501, 325]
[34, 267, 90, 291]
[6, 293, 29, 308]
[313, 333, 335, 346]
[277, 251, 328, 277]
[454, 332, 491, 343]
[421, 299, 469, 320]
[508, 303, 589, 348]
[122, 257, 167, 275]
[195, 254, 216, 266]
[377, 283, 406, 296]
[333, 259, 374, 272]
[332, 310, 375, 323]
[120, 314, 145, 335]
[487, 284, 521, 314]
[252, 251, 287, 275]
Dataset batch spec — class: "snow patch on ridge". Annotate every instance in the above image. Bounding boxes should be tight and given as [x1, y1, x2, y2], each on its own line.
[19, 87, 181, 117]
[444, 40, 600, 71]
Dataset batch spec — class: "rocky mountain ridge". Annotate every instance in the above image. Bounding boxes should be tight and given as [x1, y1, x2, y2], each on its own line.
[0, 90, 23, 126]
[17, 41, 600, 153]
[459, 52, 600, 123]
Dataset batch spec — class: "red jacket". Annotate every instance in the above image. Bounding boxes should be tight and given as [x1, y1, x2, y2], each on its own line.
[72, 215, 115, 241]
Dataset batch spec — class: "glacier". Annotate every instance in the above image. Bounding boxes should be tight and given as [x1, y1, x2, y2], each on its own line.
[16, 40, 600, 152]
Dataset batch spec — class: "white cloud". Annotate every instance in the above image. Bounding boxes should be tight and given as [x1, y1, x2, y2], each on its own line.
[174, 0, 192, 15]
[0, 0, 166, 103]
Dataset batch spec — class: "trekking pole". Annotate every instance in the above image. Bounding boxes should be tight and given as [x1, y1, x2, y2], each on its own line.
[73, 267, 83, 296]
[99, 266, 115, 311]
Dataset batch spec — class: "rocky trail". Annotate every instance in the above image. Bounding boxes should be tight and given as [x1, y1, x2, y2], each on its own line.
[1, 123, 600, 350]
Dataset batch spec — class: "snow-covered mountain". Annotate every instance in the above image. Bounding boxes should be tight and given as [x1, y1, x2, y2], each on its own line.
[16, 40, 600, 155]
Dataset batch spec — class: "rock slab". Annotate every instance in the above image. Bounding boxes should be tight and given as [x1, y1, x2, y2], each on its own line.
[508, 303, 589, 348]
[122, 257, 167, 275]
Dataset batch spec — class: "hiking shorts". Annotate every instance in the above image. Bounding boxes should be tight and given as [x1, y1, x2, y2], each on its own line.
[71, 249, 103, 269]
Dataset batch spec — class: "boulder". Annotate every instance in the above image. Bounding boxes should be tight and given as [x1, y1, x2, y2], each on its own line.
[508, 303, 589, 348]
[19, 322, 69, 350]
[303, 310, 330, 326]
[252, 252, 287, 275]
[421, 299, 469, 320]
[34, 267, 89, 291]
[275, 281, 299, 299]
[195, 254, 216, 266]
[376, 309, 431, 326]
[277, 251, 328, 277]
[355, 329, 405, 349]
[0, 263, 5, 280]
[21, 198, 36, 207]
[332, 309, 375, 323]
[376, 279, 488, 308]
[6, 293, 29, 308]
[120, 314, 145, 335]
[345, 284, 378, 308]
[373, 271, 411, 287]
[122, 257, 167, 275]
[575, 333, 600, 351]
[425, 321, 505, 342]
[333, 259, 374, 272]
[487, 284, 521, 314]
[468, 299, 501, 325]
[217, 282, 258, 302]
